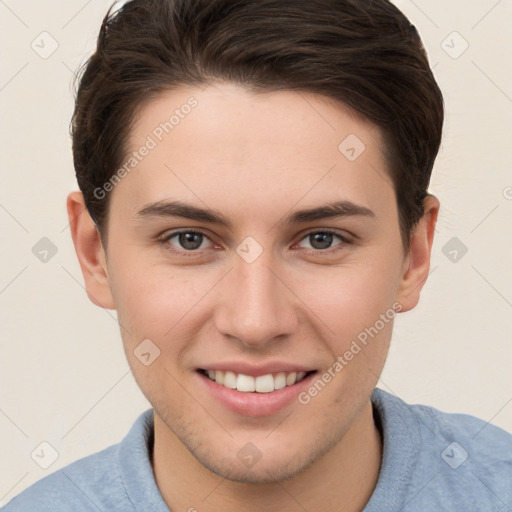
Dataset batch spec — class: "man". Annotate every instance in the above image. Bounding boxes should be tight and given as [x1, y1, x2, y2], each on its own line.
[4, 0, 511, 510]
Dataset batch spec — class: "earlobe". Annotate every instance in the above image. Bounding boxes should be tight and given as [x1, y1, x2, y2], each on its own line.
[66, 191, 116, 310]
[397, 195, 440, 312]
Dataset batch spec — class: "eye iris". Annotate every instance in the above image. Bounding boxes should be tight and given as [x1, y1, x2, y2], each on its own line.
[310, 232, 333, 250]
[179, 232, 203, 250]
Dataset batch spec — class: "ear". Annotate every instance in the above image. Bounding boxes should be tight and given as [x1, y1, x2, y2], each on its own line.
[66, 191, 115, 310]
[396, 194, 439, 312]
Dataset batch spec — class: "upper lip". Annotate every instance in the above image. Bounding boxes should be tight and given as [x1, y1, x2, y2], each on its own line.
[198, 361, 316, 377]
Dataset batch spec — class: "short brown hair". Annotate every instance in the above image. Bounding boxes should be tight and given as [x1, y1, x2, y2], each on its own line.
[71, 0, 444, 248]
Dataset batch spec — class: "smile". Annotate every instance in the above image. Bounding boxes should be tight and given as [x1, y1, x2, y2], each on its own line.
[199, 369, 314, 393]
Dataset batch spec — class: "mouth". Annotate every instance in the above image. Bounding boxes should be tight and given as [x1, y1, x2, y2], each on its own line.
[197, 368, 316, 393]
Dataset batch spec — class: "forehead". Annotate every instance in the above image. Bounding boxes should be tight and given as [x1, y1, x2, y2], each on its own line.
[112, 81, 395, 222]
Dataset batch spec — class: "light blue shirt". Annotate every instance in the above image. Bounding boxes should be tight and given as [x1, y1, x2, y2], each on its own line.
[3, 388, 512, 511]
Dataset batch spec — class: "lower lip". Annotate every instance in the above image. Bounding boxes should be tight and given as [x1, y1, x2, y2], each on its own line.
[196, 371, 316, 417]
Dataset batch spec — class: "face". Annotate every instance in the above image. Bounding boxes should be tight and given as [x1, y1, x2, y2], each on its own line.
[90, 82, 424, 482]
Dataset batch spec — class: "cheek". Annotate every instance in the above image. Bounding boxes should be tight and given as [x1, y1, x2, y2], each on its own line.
[299, 258, 402, 332]
[108, 257, 215, 349]
[108, 263, 203, 404]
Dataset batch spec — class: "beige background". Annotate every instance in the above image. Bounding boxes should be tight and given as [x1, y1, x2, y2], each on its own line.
[1, 0, 511, 504]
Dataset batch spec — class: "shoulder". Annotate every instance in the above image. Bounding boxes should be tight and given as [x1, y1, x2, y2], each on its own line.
[2, 409, 156, 512]
[402, 392, 512, 472]
[373, 387, 512, 458]
[1, 444, 131, 511]
[370, 389, 512, 511]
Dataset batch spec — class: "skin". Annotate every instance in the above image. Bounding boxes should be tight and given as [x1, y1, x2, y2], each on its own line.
[68, 81, 439, 512]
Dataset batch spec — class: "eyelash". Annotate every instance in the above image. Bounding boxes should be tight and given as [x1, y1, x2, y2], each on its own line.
[157, 229, 353, 257]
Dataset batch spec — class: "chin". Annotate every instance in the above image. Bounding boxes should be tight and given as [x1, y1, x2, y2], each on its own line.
[190, 433, 336, 485]
[198, 453, 310, 484]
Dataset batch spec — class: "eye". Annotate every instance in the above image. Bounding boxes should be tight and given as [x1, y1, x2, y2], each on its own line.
[158, 228, 351, 256]
[297, 230, 349, 251]
[161, 230, 213, 252]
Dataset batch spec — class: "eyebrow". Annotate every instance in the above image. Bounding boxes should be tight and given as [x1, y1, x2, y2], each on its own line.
[135, 199, 376, 228]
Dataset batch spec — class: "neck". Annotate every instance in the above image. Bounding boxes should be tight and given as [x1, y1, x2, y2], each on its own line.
[153, 400, 382, 512]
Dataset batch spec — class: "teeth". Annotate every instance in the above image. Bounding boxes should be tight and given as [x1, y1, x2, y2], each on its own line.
[255, 374, 274, 393]
[215, 370, 224, 385]
[204, 369, 310, 393]
[286, 372, 297, 386]
[237, 373, 255, 392]
[274, 372, 287, 390]
[223, 371, 237, 389]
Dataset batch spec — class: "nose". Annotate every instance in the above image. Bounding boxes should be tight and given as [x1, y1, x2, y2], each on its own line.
[213, 251, 298, 349]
